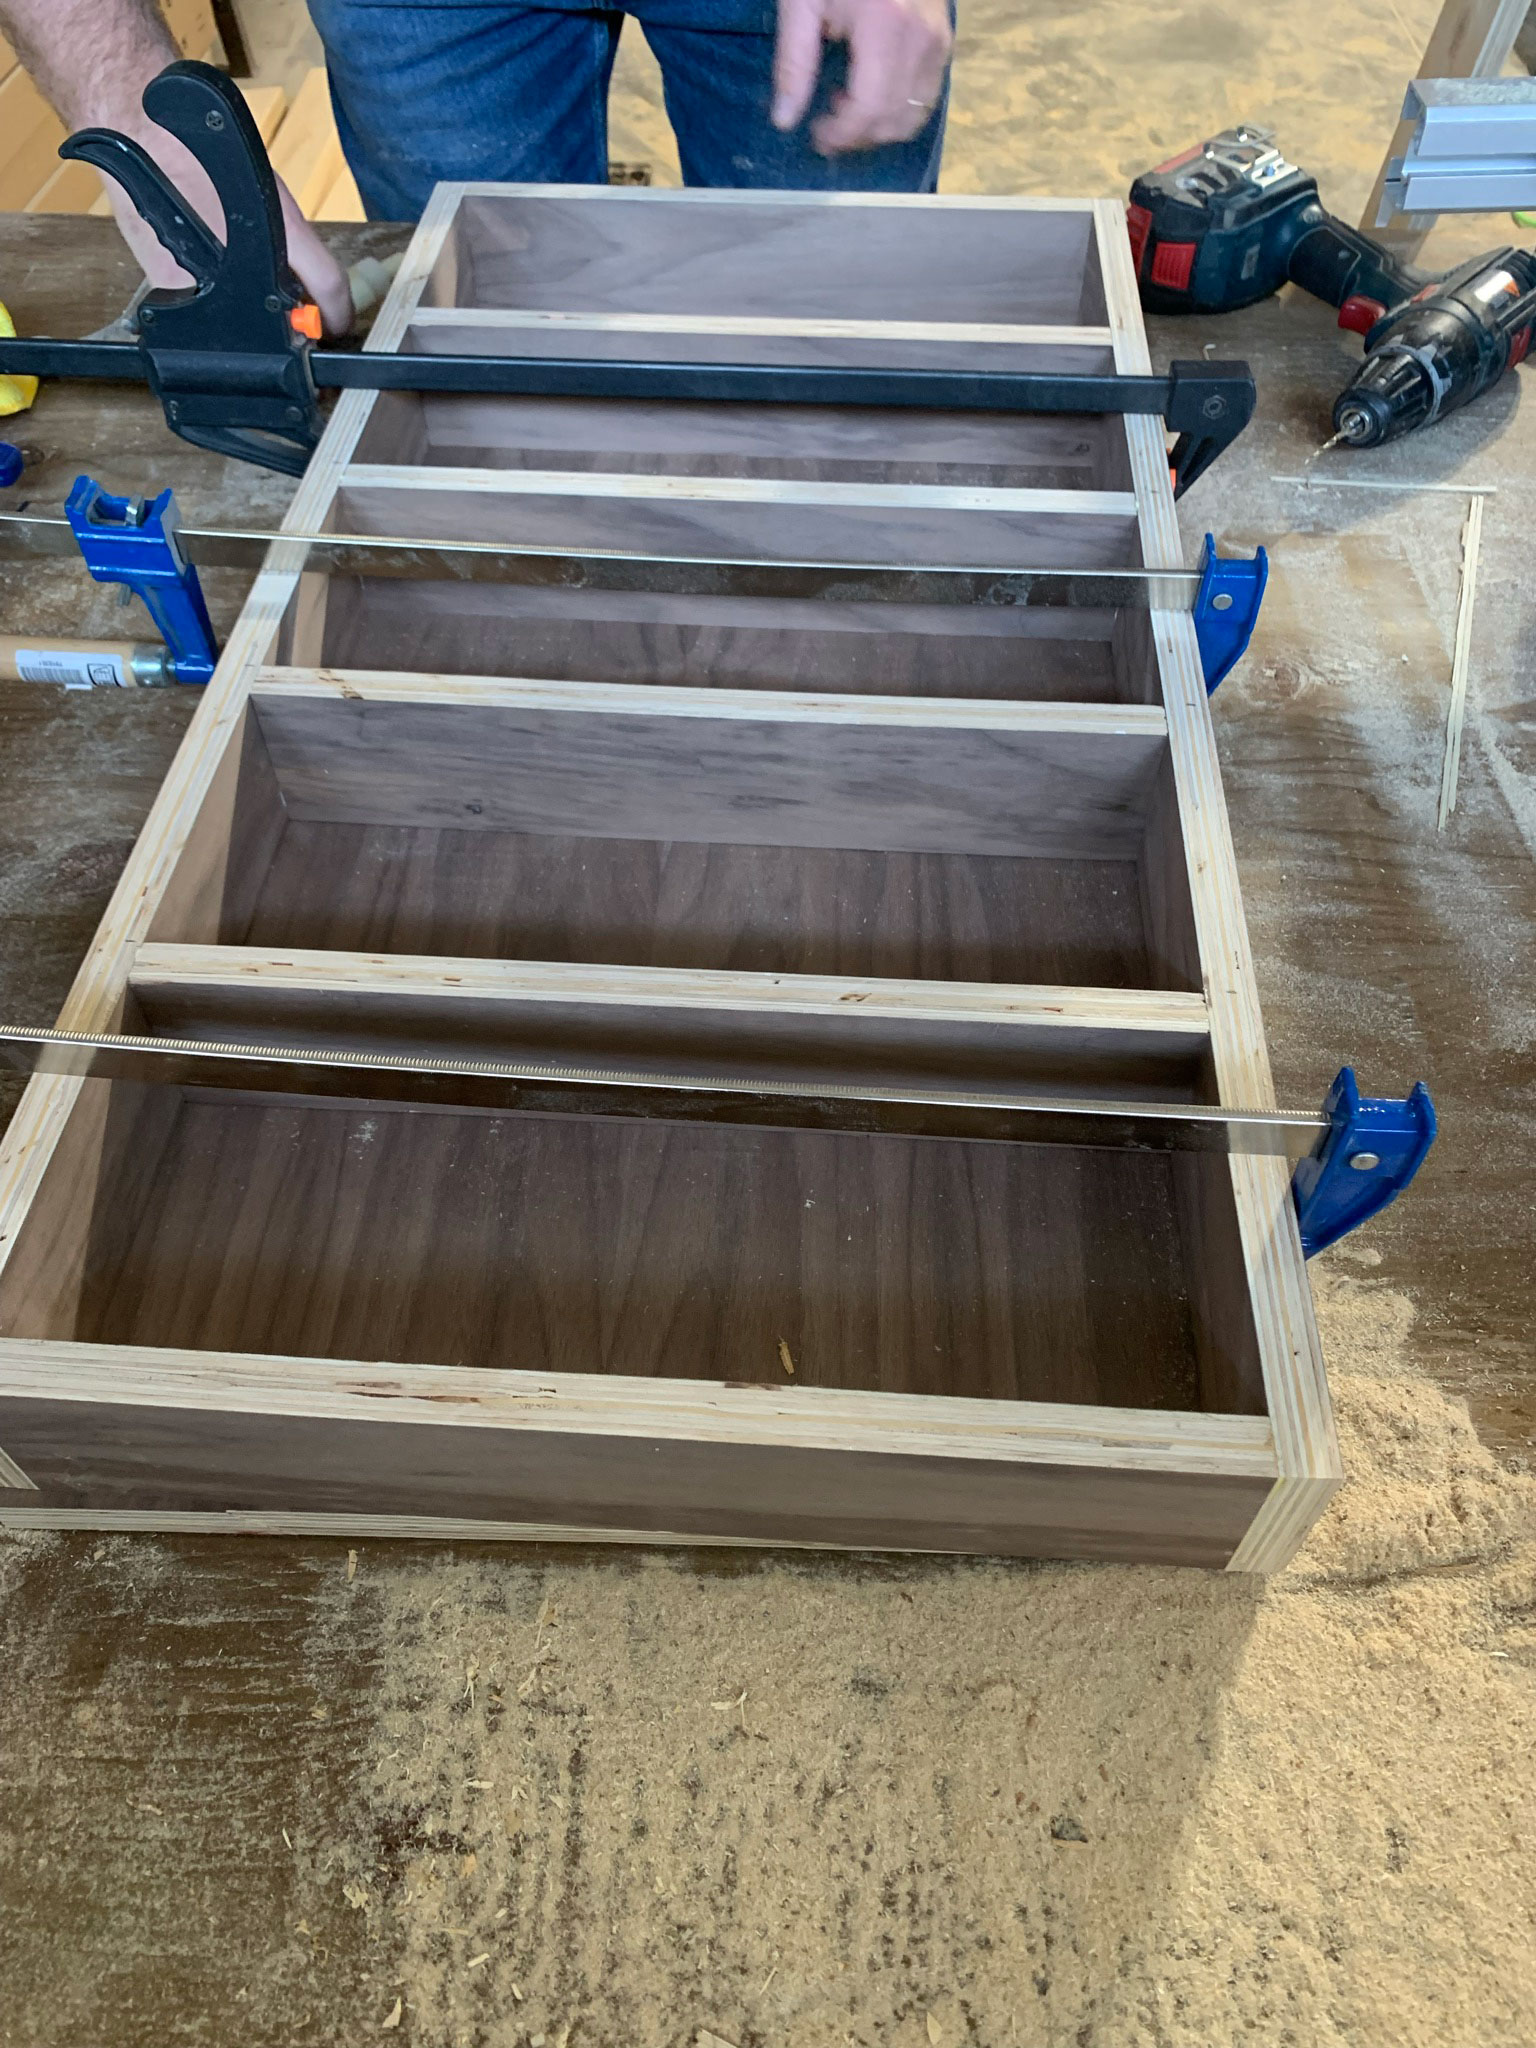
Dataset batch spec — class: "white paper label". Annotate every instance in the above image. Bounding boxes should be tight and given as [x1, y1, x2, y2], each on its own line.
[15, 648, 129, 689]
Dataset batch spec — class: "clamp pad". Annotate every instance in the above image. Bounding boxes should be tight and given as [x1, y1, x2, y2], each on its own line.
[1195, 532, 1268, 692]
[1291, 1066, 1437, 1257]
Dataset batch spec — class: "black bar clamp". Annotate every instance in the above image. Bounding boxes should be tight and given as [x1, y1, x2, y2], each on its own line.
[0, 61, 1258, 495]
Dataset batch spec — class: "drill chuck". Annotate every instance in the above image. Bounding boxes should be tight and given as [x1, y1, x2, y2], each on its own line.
[1330, 249, 1536, 449]
[1330, 351, 1437, 448]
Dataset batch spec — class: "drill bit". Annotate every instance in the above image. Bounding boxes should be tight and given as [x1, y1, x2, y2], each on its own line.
[1317, 429, 1350, 453]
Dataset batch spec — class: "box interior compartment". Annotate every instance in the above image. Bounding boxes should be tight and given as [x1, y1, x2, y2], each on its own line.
[311, 577, 1130, 701]
[148, 689, 1195, 1000]
[54, 1083, 1247, 1419]
[350, 392, 1134, 493]
[427, 193, 1109, 328]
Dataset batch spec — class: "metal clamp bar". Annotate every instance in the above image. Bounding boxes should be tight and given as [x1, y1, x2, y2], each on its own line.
[0, 507, 1201, 610]
[0, 1024, 1326, 1160]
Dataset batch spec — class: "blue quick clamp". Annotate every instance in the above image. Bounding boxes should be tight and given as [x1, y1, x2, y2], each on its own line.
[1291, 1067, 1437, 1257]
[65, 475, 218, 685]
[1194, 533, 1267, 693]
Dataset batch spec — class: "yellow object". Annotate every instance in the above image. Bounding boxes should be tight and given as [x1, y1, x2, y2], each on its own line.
[0, 301, 38, 417]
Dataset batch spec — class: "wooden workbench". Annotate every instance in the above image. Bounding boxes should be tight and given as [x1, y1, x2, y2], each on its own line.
[0, 214, 1530, 2032]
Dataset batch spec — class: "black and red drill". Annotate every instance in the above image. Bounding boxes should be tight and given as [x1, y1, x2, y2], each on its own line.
[1127, 124, 1536, 448]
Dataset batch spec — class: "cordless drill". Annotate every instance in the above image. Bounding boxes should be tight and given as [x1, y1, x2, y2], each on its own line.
[1127, 125, 1536, 448]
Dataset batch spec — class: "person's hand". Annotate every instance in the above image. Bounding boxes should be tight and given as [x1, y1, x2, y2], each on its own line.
[108, 110, 354, 335]
[771, 0, 952, 156]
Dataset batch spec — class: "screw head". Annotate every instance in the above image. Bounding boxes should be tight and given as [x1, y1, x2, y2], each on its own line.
[205, 109, 225, 130]
[1202, 394, 1227, 420]
[1349, 1151, 1381, 1172]
[265, 294, 281, 313]
[285, 405, 304, 423]
[1211, 591, 1233, 612]
[139, 305, 154, 324]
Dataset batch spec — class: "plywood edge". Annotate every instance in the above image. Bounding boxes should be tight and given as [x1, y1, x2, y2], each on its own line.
[1223, 1470, 1344, 1574]
[0, 1341, 1277, 1478]
[1094, 196, 1340, 1556]
[339, 462, 1141, 521]
[0, 1443, 38, 1490]
[1092, 200, 1144, 368]
[407, 307, 1116, 347]
[128, 945, 1212, 1037]
[250, 667, 1169, 737]
[0, 200, 460, 1299]
[0, 1506, 832, 1546]
[453, 185, 1099, 211]
[1137, 576, 1337, 1538]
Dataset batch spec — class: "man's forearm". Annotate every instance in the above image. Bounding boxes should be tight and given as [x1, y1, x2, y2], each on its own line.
[0, 0, 175, 127]
[0, 0, 355, 331]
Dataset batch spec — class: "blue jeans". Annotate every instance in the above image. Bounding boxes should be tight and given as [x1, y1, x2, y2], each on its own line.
[304, 0, 950, 217]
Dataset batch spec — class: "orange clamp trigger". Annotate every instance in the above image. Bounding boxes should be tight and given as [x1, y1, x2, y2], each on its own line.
[289, 303, 323, 342]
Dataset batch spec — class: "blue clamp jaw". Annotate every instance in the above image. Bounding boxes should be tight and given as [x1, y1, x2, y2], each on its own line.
[1292, 1067, 1437, 1257]
[1194, 533, 1267, 693]
[65, 475, 218, 685]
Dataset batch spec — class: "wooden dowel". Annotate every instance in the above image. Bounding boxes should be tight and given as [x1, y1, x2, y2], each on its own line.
[0, 636, 165, 686]
[1437, 493, 1483, 831]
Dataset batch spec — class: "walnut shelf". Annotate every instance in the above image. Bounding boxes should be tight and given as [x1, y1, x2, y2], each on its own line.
[0, 189, 1338, 1568]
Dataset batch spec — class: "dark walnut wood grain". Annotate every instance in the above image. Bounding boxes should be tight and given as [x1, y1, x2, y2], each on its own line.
[240, 823, 1158, 987]
[76, 1098, 1202, 1410]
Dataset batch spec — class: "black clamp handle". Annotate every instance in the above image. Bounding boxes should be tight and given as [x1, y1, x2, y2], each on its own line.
[64, 61, 322, 473]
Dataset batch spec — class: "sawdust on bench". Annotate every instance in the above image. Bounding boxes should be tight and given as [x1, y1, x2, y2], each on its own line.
[307, 1261, 1536, 2048]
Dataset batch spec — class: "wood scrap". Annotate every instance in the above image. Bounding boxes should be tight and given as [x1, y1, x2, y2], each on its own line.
[1437, 492, 1484, 830]
[315, 161, 367, 223]
[268, 67, 344, 220]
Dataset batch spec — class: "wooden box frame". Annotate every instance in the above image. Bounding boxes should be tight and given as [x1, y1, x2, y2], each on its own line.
[0, 188, 1339, 1568]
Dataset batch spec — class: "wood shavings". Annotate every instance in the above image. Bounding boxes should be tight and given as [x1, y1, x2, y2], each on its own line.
[310, 1705, 329, 1722]
[1438, 493, 1484, 831]
[463, 1661, 478, 1707]
[777, 1337, 795, 1376]
[467, 1952, 490, 1970]
[346, 1549, 358, 1583]
[127, 1800, 162, 1816]
[381, 1998, 403, 2030]
[697, 2032, 740, 2048]
[342, 1880, 370, 1911]
[282, 1828, 293, 1850]
[460, 1852, 478, 1878]
[709, 1688, 748, 1730]
[518, 1600, 559, 1697]
[318, 1275, 1536, 2046]
[927, 2016, 944, 2046]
